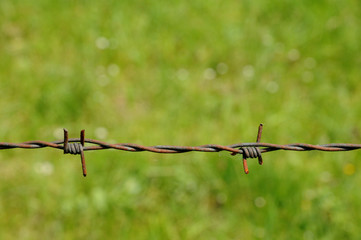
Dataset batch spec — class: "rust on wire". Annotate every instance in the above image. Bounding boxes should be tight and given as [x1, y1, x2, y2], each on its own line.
[0, 124, 361, 177]
[63, 129, 87, 177]
[231, 124, 263, 174]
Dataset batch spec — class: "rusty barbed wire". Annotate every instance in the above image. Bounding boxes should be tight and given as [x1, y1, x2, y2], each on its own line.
[0, 124, 360, 177]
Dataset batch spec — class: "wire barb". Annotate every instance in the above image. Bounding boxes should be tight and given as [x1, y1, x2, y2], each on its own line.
[0, 124, 361, 177]
[230, 124, 264, 174]
[256, 124, 263, 165]
[63, 129, 87, 177]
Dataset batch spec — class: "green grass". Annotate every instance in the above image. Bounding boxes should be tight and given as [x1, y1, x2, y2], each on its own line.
[1, 0, 361, 239]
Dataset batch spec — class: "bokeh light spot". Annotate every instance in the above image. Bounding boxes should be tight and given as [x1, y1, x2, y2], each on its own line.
[216, 63, 228, 75]
[94, 127, 108, 140]
[203, 68, 216, 80]
[288, 49, 300, 61]
[242, 65, 254, 79]
[176, 68, 189, 81]
[96, 37, 110, 49]
[254, 196, 266, 208]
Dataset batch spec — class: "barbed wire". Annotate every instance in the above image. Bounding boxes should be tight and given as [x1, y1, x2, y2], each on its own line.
[0, 124, 360, 177]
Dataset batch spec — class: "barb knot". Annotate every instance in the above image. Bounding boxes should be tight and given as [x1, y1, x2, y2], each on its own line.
[64, 143, 83, 155]
[241, 147, 262, 159]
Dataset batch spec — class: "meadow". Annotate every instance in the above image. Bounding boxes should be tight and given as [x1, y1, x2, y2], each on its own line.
[1, 0, 361, 239]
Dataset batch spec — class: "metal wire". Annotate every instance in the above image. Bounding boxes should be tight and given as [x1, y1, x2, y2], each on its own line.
[2, 140, 360, 153]
[0, 125, 360, 176]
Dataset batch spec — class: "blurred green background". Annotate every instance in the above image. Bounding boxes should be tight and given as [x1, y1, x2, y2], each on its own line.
[1, 0, 361, 239]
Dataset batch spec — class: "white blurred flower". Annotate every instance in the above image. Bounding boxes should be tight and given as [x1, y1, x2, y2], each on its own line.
[107, 64, 120, 77]
[53, 128, 63, 139]
[94, 127, 108, 139]
[216, 63, 228, 75]
[34, 162, 54, 176]
[176, 68, 189, 81]
[96, 37, 110, 50]
[288, 49, 300, 61]
[203, 68, 216, 80]
[266, 81, 279, 93]
[242, 65, 254, 79]
[254, 196, 266, 208]
[124, 178, 141, 195]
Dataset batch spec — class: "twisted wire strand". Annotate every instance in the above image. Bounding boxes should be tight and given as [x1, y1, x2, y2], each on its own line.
[0, 139, 360, 154]
[2, 123, 360, 177]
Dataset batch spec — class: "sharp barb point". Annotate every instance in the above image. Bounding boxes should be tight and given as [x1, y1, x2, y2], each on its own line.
[243, 158, 249, 174]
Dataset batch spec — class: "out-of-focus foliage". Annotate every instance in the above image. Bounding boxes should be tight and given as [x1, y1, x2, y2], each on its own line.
[1, 0, 361, 239]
